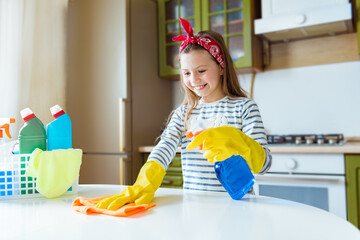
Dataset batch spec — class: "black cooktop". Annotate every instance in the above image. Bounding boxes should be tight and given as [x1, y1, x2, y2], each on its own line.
[267, 134, 344, 145]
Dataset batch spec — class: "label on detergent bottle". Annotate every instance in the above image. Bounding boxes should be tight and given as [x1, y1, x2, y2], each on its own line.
[18, 108, 46, 154]
[46, 105, 72, 150]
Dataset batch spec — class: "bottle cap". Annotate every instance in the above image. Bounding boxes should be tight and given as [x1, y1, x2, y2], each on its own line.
[50, 105, 65, 119]
[20, 108, 36, 122]
[0, 129, 3, 138]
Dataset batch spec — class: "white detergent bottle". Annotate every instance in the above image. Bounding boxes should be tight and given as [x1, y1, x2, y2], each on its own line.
[46, 105, 72, 150]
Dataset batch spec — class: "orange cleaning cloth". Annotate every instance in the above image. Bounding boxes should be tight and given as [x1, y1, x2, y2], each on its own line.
[72, 195, 156, 217]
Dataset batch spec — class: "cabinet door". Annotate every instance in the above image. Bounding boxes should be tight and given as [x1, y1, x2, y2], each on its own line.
[201, 0, 262, 72]
[158, 0, 201, 78]
[345, 154, 360, 229]
[144, 153, 183, 188]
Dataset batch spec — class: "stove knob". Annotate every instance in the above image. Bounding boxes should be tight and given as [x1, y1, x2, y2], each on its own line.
[286, 159, 297, 170]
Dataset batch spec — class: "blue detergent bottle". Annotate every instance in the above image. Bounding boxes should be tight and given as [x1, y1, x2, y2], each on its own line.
[46, 105, 72, 150]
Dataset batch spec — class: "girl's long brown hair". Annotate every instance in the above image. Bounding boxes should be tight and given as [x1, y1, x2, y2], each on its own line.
[180, 30, 248, 131]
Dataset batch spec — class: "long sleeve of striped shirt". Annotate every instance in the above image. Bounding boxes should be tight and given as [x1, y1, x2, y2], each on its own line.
[147, 96, 272, 193]
[240, 98, 272, 174]
[147, 106, 185, 170]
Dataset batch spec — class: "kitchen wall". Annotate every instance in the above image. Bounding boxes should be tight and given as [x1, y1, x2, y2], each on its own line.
[172, 61, 360, 137]
[0, 0, 67, 136]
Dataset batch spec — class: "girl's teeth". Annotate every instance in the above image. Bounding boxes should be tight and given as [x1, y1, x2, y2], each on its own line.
[194, 84, 206, 90]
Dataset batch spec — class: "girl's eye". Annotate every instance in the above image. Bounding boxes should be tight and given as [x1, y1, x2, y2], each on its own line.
[199, 70, 206, 73]
[183, 72, 190, 76]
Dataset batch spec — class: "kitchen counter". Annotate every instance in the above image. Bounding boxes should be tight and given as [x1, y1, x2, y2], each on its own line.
[139, 141, 360, 154]
[1, 184, 358, 240]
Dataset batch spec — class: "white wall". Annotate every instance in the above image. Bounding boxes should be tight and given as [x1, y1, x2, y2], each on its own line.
[172, 61, 360, 137]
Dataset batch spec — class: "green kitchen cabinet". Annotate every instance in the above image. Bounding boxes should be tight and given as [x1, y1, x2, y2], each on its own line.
[158, 0, 263, 78]
[158, 0, 201, 78]
[345, 154, 360, 229]
[357, 0, 360, 56]
[144, 153, 183, 189]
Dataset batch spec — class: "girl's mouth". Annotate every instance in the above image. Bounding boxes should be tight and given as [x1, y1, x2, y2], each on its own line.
[193, 84, 207, 91]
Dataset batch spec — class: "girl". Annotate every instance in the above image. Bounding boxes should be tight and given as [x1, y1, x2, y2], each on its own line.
[96, 18, 272, 210]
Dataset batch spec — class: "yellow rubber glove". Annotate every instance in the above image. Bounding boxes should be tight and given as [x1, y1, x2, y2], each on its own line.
[96, 160, 165, 210]
[186, 126, 265, 174]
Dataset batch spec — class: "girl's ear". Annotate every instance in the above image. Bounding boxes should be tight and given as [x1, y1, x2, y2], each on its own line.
[220, 65, 224, 75]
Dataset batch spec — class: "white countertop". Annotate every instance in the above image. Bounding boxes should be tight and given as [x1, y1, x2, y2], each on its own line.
[139, 141, 360, 154]
[0, 184, 359, 240]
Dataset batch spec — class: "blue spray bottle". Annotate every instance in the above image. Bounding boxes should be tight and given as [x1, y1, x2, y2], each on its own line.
[46, 105, 72, 150]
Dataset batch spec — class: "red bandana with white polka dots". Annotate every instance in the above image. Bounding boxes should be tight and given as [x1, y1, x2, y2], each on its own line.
[172, 18, 225, 68]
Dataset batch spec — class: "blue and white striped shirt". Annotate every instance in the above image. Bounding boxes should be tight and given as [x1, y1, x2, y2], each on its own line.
[148, 96, 272, 193]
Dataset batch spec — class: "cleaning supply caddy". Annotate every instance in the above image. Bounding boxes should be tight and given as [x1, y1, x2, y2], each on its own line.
[0, 108, 79, 200]
[0, 153, 79, 200]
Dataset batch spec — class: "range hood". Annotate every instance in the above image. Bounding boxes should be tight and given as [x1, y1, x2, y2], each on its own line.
[254, 0, 354, 42]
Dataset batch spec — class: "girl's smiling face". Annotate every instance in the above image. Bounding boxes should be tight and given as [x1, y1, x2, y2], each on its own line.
[180, 49, 224, 103]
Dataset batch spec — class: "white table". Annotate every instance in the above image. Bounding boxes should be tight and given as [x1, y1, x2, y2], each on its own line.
[1, 184, 359, 240]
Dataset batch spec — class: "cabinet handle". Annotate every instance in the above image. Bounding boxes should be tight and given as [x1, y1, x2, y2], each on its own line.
[162, 180, 173, 185]
[256, 174, 343, 183]
[119, 97, 129, 185]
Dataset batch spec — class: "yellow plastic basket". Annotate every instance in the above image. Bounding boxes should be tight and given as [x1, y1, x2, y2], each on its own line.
[0, 154, 78, 200]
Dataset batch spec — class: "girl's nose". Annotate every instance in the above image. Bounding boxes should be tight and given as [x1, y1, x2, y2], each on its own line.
[190, 73, 199, 83]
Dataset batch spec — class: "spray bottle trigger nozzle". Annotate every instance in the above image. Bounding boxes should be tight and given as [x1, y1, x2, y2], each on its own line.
[0, 123, 12, 139]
